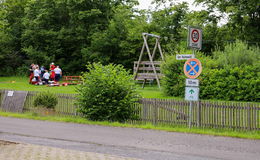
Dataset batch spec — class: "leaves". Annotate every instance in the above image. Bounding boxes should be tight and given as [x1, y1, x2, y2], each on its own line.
[76, 63, 140, 122]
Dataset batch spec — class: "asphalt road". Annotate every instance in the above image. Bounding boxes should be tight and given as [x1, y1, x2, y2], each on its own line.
[0, 117, 259, 160]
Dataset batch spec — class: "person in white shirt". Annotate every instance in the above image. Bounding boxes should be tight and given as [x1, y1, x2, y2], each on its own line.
[42, 70, 50, 84]
[54, 66, 62, 82]
[33, 66, 41, 82]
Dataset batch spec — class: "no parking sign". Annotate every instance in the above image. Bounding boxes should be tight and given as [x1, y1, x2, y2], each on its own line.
[184, 58, 202, 79]
[188, 26, 202, 50]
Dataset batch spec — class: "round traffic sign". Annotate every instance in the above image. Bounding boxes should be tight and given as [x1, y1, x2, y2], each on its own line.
[184, 58, 202, 79]
[191, 29, 199, 42]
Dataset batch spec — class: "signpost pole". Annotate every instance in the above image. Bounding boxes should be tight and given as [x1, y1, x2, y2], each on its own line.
[189, 49, 195, 129]
[185, 26, 202, 129]
[189, 101, 192, 128]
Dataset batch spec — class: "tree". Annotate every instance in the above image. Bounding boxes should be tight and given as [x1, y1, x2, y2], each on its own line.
[20, 0, 141, 74]
[0, 0, 28, 75]
[149, 2, 188, 54]
[83, 5, 149, 69]
[195, 0, 260, 44]
[183, 10, 225, 55]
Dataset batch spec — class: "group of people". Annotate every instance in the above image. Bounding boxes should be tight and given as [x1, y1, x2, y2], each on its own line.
[29, 63, 62, 85]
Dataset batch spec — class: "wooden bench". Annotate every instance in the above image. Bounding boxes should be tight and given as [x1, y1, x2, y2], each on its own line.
[62, 76, 82, 85]
[133, 61, 163, 88]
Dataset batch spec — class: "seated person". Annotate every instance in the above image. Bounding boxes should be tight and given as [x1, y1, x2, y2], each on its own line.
[42, 70, 50, 84]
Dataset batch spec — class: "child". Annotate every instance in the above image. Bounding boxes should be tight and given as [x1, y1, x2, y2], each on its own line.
[33, 65, 41, 83]
[42, 70, 50, 84]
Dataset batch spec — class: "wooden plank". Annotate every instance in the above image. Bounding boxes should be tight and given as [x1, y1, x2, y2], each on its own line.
[134, 61, 162, 65]
[134, 67, 161, 72]
[143, 36, 161, 88]
[247, 103, 251, 130]
[0, 91, 28, 113]
[151, 38, 158, 60]
[133, 35, 147, 80]
[157, 41, 164, 61]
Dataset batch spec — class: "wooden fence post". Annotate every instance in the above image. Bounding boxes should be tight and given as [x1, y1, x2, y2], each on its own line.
[247, 103, 251, 130]
[153, 99, 158, 125]
[197, 101, 201, 127]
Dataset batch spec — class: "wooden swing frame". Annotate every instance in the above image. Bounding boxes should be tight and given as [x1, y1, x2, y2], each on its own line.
[134, 33, 164, 88]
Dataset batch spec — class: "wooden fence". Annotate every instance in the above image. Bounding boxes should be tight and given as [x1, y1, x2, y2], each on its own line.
[0, 90, 259, 130]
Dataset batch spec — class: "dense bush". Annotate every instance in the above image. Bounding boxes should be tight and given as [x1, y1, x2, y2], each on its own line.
[33, 92, 58, 109]
[213, 40, 260, 68]
[16, 65, 30, 76]
[76, 63, 140, 122]
[200, 65, 260, 102]
[161, 55, 186, 97]
[161, 43, 260, 102]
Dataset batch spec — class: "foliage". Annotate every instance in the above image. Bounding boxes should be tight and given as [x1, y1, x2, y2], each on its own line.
[161, 44, 260, 102]
[83, 5, 148, 69]
[0, 0, 259, 79]
[213, 40, 260, 68]
[76, 63, 140, 122]
[195, 0, 260, 44]
[161, 54, 186, 97]
[200, 65, 260, 102]
[0, 0, 27, 76]
[16, 65, 30, 76]
[149, 2, 188, 54]
[33, 91, 58, 109]
[184, 10, 224, 55]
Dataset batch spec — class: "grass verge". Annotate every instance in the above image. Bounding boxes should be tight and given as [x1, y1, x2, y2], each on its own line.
[0, 111, 259, 140]
[0, 76, 181, 99]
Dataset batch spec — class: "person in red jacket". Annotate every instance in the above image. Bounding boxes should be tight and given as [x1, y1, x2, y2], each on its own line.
[49, 62, 56, 81]
[29, 63, 35, 84]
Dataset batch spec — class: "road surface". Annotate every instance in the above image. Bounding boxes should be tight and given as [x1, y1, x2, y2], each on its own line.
[0, 116, 259, 160]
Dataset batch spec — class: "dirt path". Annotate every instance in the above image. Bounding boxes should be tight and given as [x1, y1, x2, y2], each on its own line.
[0, 140, 137, 160]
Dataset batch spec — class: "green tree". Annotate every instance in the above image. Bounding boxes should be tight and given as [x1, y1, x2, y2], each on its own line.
[0, 0, 28, 75]
[183, 10, 225, 55]
[149, 2, 188, 54]
[195, 0, 260, 44]
[83, 5, 149, 69]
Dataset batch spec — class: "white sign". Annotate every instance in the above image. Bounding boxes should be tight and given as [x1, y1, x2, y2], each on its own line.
[188, 26, 202, 50]
[7, 91, 14, 97]
[176, 54, 195, 60]
[186, 79, 199, 87]
[185, 87, 199, 101]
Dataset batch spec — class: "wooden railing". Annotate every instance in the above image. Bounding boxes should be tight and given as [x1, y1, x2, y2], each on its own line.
[0, 90, 259, 130]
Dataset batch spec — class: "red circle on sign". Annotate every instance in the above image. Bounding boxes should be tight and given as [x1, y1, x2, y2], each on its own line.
[191, 29, 199, 43]
[184, 58, 202, 79]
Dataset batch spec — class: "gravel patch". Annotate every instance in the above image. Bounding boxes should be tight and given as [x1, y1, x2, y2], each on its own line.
[0, 140, 138, 160]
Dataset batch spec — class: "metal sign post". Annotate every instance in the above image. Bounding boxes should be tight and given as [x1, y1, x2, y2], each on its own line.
[184, 26, 203, 128]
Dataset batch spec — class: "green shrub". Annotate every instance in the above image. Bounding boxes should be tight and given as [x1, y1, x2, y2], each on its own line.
[16, 65, 29, 76]
[161, 55, 186, 97]
[162, 45, 260, 102]
[76, 63, 140, 122]
[213, 40, 260, 68]
[200, 65, 260, 102]
[33, 92, 58, 109]
[161, 50, 260, 102]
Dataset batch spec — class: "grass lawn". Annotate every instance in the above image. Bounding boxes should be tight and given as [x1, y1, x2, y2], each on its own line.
[0, 111, 259, 139]
[0, 76, 179, 99]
